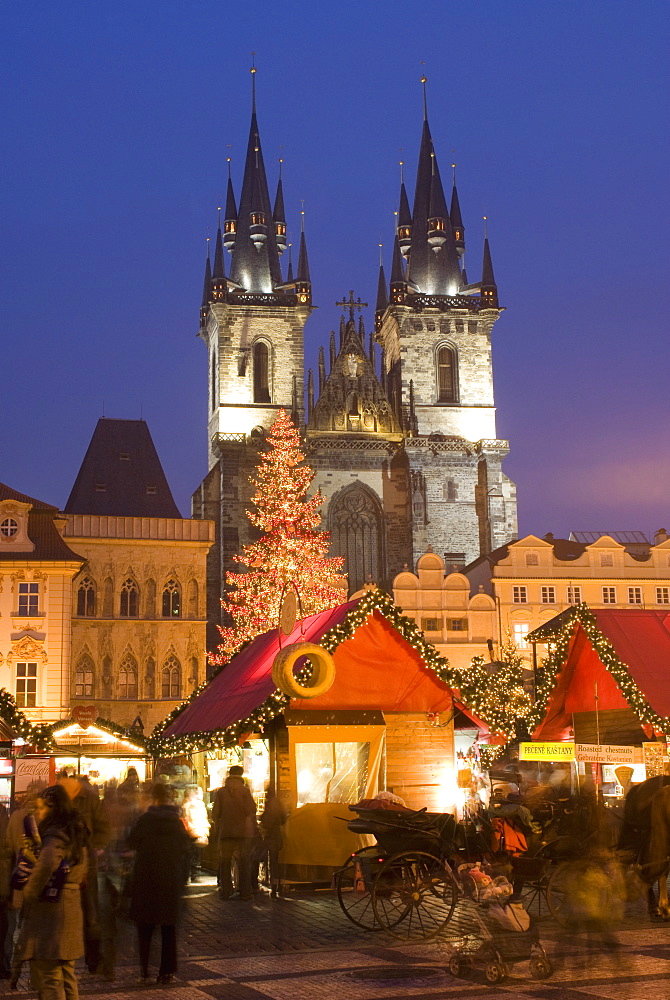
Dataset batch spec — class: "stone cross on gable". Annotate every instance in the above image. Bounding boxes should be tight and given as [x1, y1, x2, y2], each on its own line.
[336, 290, 368, 322]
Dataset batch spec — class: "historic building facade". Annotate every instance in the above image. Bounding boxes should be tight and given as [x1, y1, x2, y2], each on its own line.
[194, 72, 517, 638]
[0, 484, 83, 723]
[64, 419, 214, 731]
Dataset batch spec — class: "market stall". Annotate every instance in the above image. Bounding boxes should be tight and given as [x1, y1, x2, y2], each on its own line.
[161, 590, 489, 881]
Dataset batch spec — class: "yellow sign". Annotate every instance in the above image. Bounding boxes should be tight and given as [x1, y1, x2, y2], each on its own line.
[519, 742, 575, 760]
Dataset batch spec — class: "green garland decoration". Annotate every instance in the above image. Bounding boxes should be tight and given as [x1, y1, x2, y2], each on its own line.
[526, 602, 669, 735]
[150, 589, 533, 757]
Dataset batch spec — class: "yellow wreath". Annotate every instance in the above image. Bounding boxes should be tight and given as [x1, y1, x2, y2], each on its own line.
[271, 642, 336, 699]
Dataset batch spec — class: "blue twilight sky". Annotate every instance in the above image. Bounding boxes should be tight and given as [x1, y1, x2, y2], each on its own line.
[1, 1, 668, 541]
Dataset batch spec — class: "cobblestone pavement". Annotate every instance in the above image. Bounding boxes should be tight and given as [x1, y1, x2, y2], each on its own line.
[4, 876, 670, 1000]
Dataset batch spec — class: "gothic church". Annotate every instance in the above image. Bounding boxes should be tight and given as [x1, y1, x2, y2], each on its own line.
[192, 71, 517, 644]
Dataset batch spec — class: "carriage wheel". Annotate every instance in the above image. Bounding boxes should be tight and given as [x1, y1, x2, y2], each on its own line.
[484, 961, 507, 983]
[546, 859, 611, 927]
[371, 851, 457, 941]
[448, 954, 471, 977]
[529, 955, 553, 979]
[335, 847, 384, 930]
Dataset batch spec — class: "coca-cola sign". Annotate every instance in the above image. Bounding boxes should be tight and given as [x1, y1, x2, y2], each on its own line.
[15, 757, 52, 795]
[72, 705, 98, 729]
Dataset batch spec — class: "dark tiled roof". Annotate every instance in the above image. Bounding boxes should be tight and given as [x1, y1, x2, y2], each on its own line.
[0, 484, 83, 564]
[0, 483, 57, 510]
[65, 418, 181, 518]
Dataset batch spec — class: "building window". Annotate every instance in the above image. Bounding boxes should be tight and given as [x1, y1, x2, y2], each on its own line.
[74, 658, 94, 698]
[118, 655, 138, 699]
[512, 623, 530, 650]
[16, 662, 37, 708]
[161, 655, 182, 700]
[567, 586, 582, 604]
[656, 587, 670, 605]
[76, 578, 96, 617]
[253, 342, 271, 403]
[443, 480, 458, 502]
[602, 587, 616, 604]
[329, 485, 384, 594]
[628, 587, 643, 605]
[449, 619, 466, 631]
[525, 553, 539, 566]
[17, 583, 39, 616]
[436, 346, 457, 403]
[600, 554, 614, 567]
[162, 580, 181, 618]
[421, 618, 441, 632]
[513, 586, 528, 604]
[0, 518, 18, 537]
[541, 586, 556, 604]
[119, 579, 139, 617]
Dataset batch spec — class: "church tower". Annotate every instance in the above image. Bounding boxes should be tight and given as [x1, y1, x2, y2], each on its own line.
[375, 77, 517, 568]
[192, 67, 312, 646]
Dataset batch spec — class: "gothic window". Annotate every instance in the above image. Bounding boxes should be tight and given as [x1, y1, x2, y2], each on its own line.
[187, 579, 198, 617]
[119, 578, 139, 618]
[161, 654, 182, 700]
[74, 657, 94, 698]
[443, 480, 458, 502]
[253, 341, 271, 403]
[437, 346, 457, 403]
[329, 485, 383, 594]
[76, 577, 96, 617]
[118, 653, 138, 699]
[162, 579, 181, 618]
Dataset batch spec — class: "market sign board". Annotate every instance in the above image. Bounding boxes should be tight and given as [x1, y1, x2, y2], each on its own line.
[519, 742, 575, 761]
[575, 744, 644, 764]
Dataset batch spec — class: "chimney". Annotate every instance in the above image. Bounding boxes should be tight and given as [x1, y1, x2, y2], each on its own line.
[654, 528, 669, 546]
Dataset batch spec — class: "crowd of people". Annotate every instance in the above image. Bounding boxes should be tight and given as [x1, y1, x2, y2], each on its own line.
[0, 762, 281, 998]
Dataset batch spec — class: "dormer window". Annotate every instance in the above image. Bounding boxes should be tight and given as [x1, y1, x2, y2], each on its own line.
[0, 518, 18, 537]
[251, 212, 265, 226]
[525, 553, 539, 566]
[399, 227, 411, 238]
[224, 220, 236, 234]
[276, 222, 286, 236]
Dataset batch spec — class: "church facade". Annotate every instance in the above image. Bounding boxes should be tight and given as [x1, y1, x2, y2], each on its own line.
[193, 72, 517, 644]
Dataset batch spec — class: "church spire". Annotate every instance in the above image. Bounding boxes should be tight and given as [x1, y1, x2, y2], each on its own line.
[273, 159, 287, 255]
[450, 164, 465, 257]
[200, 240, 212, 325]
[295, 209, 312, 306]
[480, 225, 498, 308]
[229, 63, 283, 292]
[397, 161, 412, 258]
[211, 210, 227, 301]
[286, 242, 294, 282]
[375, 245, 388, 333]
[223, 160, 237, 251]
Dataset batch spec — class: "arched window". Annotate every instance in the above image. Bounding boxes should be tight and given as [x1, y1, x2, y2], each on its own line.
[76, 577, 96, 616]
[187, 579, 198, 618]
[253, 341, 270, 403]
[437, 346, 457, 403]
[211, 349, 217, 412]
[161, 654, 181, 699]
[162, 579, 181, 617]
[329, 485, 384, 594]
[74, 657, 94, 697]
[120, 578, 139, 617]
[118, 653, 138, 699]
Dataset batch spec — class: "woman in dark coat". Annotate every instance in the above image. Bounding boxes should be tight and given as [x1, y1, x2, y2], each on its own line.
[20, 784, 89, 1000]
[127, 783, 191, 985]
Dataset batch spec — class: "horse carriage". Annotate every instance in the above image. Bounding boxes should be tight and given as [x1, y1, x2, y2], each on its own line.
[334, 803, 554, 982]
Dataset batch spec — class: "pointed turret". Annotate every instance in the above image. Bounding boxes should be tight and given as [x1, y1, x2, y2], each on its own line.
[200, 246, 212, 326]
[223, 164, 237, 251]
[390, 235, 407, 305]
[480, 233, 498, 308]
[397, 162, 412, 258]
[375, 249, 388, 334]
[450, 167, 465, 257]
[286, 243, 294, 283]
[211, 220, 227, 301]
[273, 161, 287, 255]
[339, 316, 346, 348]
[295, 213, 311, 306]
[368, 327, 376, 374]
[229, 65, 283, 293]
[318, 345, 326, 393]
[427, 153, 450, 251]
[329, 331, 337, 371]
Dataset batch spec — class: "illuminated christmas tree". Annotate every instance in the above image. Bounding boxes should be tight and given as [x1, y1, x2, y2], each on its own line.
[212, 409, 346, 664]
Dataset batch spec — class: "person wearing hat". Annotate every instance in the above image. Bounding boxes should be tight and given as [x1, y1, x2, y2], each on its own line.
[211, 767, 257, 901]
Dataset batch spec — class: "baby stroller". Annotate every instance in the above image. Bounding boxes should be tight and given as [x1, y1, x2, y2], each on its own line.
[447, 863, 554, 984]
